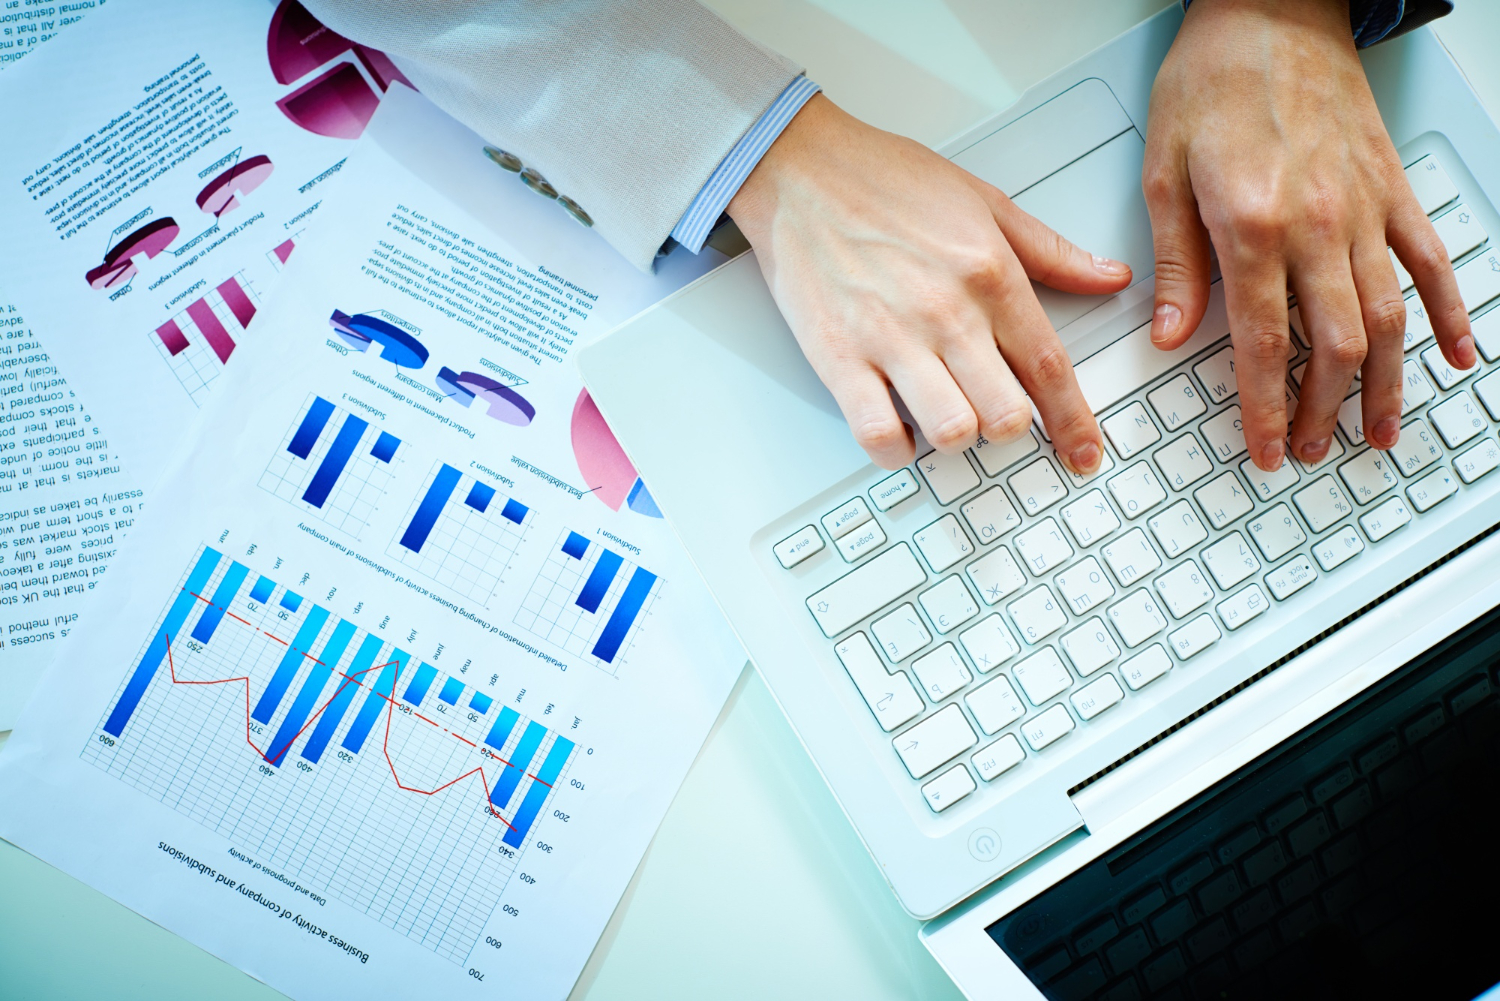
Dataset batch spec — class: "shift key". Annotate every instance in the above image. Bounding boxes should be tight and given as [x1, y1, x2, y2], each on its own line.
[807, 543, 927, 636]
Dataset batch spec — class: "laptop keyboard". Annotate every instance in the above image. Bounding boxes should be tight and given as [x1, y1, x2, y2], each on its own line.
[768, 150, 1500, 819]
[985, 599, 1500, 1001]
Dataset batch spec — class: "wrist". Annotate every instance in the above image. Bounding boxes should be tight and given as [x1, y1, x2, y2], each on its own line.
[727, 93, 838, 237]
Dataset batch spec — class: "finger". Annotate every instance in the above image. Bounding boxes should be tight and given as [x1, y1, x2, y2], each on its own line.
[824, 362, 914, 469]
[1287, 263, 1366, 464]
[939, 334, 1034, 446]
[885, 352, 980, 456]
[970, 180, 1134, 295]
[1142, 151, 1215, 350]
[1389, 198, 1475, 369]
[1219, 252, 1292, 470]
[983, 268, 1104, 475]
[1351, 238, 1406, 451]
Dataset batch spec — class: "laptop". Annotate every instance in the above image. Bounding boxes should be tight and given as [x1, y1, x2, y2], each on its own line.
[577, 7, 1500, 998]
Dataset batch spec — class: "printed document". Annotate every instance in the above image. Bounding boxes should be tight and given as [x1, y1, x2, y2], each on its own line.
[0, 0, 406, 723]
[0, 84, 743, 1000]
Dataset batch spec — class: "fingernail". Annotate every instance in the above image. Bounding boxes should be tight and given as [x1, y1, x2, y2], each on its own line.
[1070, 440, 1101, 475]
[1373, 415, 1400, 448]
[1262, 439, 1284, 471]
[1151, 303, 1181, 344]
[1092, 254, 1129, 276]
[1300, 437, 1329, 463]
[1457, 335, 1477, 369]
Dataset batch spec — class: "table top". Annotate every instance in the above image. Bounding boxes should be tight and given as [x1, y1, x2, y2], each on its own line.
[5, 2, 1499, 998]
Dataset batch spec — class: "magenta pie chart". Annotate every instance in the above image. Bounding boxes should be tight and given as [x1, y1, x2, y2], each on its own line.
[196, 155, 275, 216]
[86, 217, 180, 289]
[570, 390, 663, 517]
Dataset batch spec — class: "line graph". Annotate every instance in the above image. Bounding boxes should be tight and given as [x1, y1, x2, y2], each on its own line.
[84, 546, 576, 962]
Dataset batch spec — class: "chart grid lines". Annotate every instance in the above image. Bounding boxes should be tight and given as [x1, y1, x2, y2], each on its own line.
[82, 547, 576, 963]
[259, 393, 400, 538]
[513, 528, 663, 675]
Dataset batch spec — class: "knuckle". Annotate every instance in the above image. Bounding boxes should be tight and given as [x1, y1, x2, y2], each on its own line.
[1366, 296, 1406, 340]
[1407, 236, 1449, 278]
[1141, 163, 1180, 207]
[1242, 328, 1289, 363]
[1228, 194, 1289, 248]
[852, 416, 905, 452]
[984, 402, 1034, 443]
[1027, 344, 1075, 390]
[1327, 330, 1368, 369]
[926, 409, 979, 450]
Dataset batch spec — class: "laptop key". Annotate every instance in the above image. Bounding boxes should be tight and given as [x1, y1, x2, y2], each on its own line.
[1247, 503, 1306, 561]
[1013, 647, 1072, 705]
[961, 486, 1022, 544]
[1200, 406, 1248, 462]
[1147, 373, 1207, 431]
[893, 704, 977, 778]
[971, 429, 1039, 477]
[1265, 555, 1317, 601]
[1216, 584, 1269, 630]
[1009, 456, 1069, 515]
[806, 543, 927, 636]
[959, 614, 1020, 673]
[1432, 204, 1487, 261]
[1101, 401, 1161, 459]
[913, 643, 972, 702]
[916, 449, 980, 505]
[1428, 391, 1486, 448]
[773, 525, 823, 568]
[1167, 614, 1221, 660]
[966, 674, 1026, 734]
[921, 764, 975, 812]
[1061, 617, 1122, 675]
[971, 734, 1025, 781]
[966, 546, 1026, 605]
[1454, 247, 1500, 313]
[1121, 644, 1172, 690]
[1293, 476, 1354, 534]
[1070, 673, 1124, 720]
[1021, 703, 1075, 751]
[1455, 438, 1500, 483]
[1061, 488, 1122, 547]
[1404, 155, 1459, 214]
[872, 603, 931, 662]
[919, 576, 979, 633]
[868, 468, 919, 511]
[1193, 470, 1254, 529]
[834, 633, 923, 731]
[1107, 590, 1168, 647]
[1358, 495, 1411, 543]
[914, 513, 974, 572]
[1015, 517, 1074, 574]
[1407, 466, 1458, 511]
[1312, 525, 1365, 571]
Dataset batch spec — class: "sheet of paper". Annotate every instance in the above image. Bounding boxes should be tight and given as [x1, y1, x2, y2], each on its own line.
[0, 0, 130, 727]
[0, 84, 743, 1000]
[0, 0, 408, 724]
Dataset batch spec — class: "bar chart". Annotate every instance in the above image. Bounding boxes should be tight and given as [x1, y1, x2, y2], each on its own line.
[259, 393, 401, 537]
[84, 546, 577, 962]
[148, 271, 262, 404]
[386, 462, 530, 604]
[513, 529, 662, 674]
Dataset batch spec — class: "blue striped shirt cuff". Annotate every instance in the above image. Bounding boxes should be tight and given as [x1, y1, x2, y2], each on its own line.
[1181, 0, 1407, 47]
[670, 74, 822, 253]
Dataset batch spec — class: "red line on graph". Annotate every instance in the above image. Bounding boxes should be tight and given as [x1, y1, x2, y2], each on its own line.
[225, 611, 252, 626]
[527, 773, 552, 788]
[146, 596, 553, 828]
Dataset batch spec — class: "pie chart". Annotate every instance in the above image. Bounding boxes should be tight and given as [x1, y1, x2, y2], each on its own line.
[327, 310, 428, 368]
[85, 217, 180, 289]
[196, 155, 275, 217]
[570, 390, 663, 518]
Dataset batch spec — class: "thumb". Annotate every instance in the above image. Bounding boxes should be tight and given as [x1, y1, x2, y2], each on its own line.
[975, 181, 1134, 295]
[1143, 157, 1213, 350]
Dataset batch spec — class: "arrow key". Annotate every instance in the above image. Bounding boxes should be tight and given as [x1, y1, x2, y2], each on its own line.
[894, 704, 977, 778]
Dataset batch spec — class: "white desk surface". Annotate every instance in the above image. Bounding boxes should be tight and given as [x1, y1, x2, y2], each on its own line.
[4, 2, 1499, 998]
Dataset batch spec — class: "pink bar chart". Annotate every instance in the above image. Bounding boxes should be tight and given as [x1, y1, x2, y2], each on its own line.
[148, 272, 262, 404]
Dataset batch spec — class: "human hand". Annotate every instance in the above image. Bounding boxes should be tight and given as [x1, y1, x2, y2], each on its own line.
[1144, 0, 1473, 470]
[727, 94, 1133, 474]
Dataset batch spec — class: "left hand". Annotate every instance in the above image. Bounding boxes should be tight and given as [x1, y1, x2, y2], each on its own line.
[1143, 0, 1473, 471]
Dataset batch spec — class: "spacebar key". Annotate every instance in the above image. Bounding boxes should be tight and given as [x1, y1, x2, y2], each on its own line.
[806, 543, 927, 636]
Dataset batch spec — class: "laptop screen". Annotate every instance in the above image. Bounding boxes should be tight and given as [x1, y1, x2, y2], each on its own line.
[984, 600, 1500, 1000]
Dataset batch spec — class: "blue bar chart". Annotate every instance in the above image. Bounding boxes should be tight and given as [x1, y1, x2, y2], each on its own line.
[259, 393, 402, 538]
[84, 547, 579, 964]
[386, 461, 530, 604]
[513, 528, 663, 674]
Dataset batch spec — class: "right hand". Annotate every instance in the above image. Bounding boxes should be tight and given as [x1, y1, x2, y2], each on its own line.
[727, 94, 1133, 475]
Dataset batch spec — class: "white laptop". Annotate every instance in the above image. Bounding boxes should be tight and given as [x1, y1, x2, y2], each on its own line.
[579, 8, 1500, 998]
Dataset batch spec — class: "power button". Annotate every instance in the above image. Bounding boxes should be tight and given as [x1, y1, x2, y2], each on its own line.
[967, 827, 1001, 862]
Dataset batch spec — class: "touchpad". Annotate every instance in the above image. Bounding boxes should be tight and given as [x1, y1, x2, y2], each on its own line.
[951, 78, 1155, 334]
